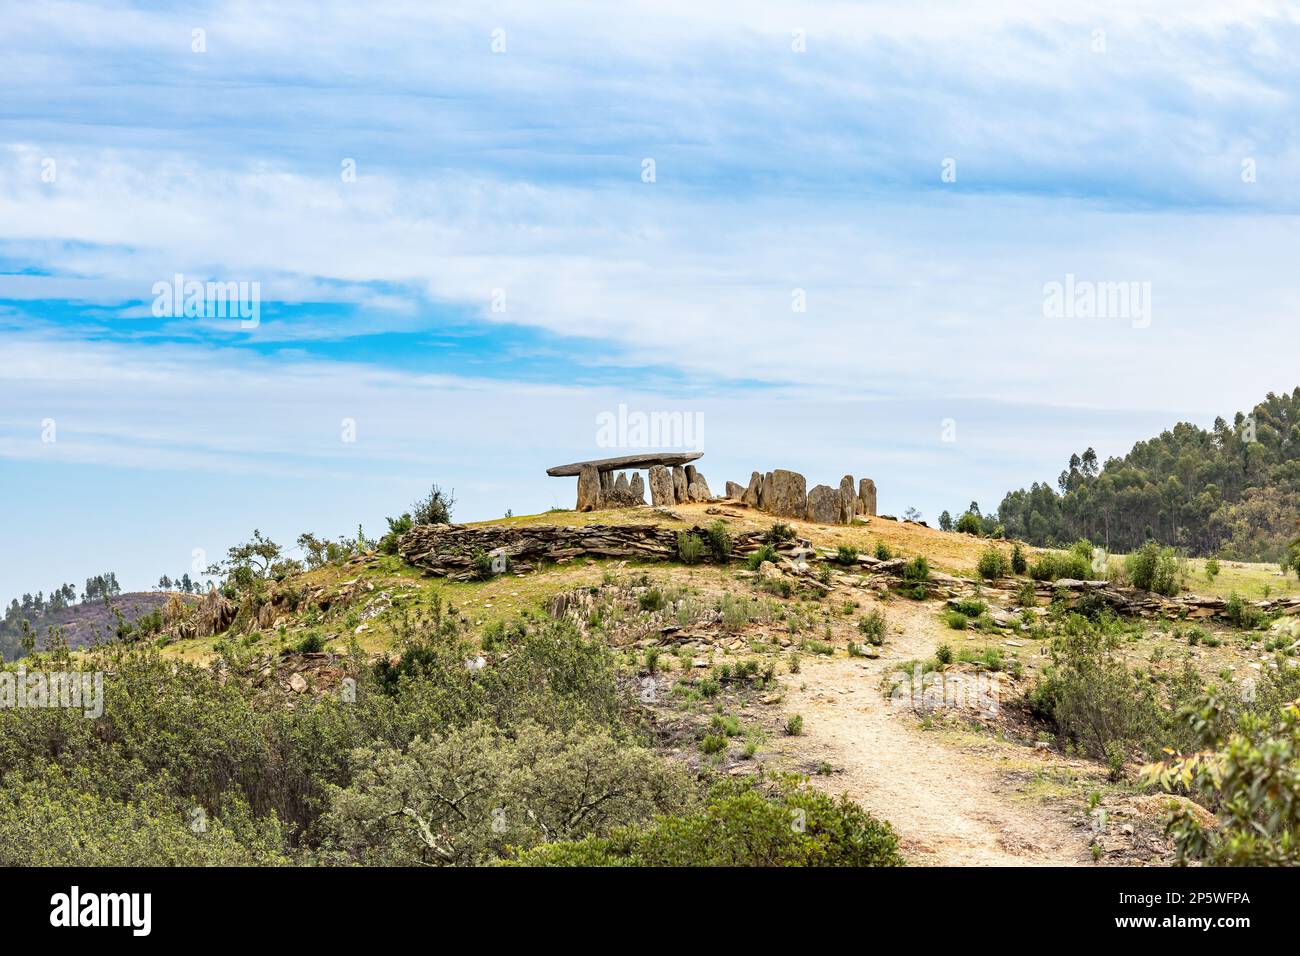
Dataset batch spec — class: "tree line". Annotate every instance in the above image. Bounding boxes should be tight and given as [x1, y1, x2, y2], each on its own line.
[971, 388, 1300, 560]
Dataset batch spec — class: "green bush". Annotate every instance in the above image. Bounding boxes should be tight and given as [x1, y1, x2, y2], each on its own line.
[1010, 542, 1028, 575]
[977, 547, 1009, 580]
[506, 775, 903, 867]
[954, 512, 982, 535]
[901, 556, 929, 583]
[764, 523, 795, 544]
[935, 643, 953, 665]
[705, 521, 732, 563]
[942, 611, 970, 631]
[857, 609, 887, 645]
[835, 545, 859, 565]
[676, 532, 705, 565]
[784, 715, 804, 736]
[1125, 540, 1181, 596]
[746, 544, 778, 571]
[874, 542, 893, 561]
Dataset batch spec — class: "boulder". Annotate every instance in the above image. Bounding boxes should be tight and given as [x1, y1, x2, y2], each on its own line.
[858, 478, 877, 517]
[688, 473, 712, 502]
[613, 472, 631, 498]
[765, 469, 807, 519]
[576, 464, 602, 511]
[672, 466, 688, 502]
[725, 480, 745, 499]
[629, 472, 646, 504]
[839, 475, 856, 524]
[741, 471, 762, 507]
[648, 465, 676, 506]
[805, 484, 840, 524]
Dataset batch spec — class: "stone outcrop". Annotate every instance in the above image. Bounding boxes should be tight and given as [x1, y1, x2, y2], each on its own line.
[648, 465, 676, 506]
[805, 484, 840, 524]
[686, 467, 712, 502]
[741, 471, 761, 507]
[839, 475, 857, 524]
[629, 472, 646, 504]
[400, 522, 771, 581]
[858, 478, 877, 517]
[725, 480, 745, 499]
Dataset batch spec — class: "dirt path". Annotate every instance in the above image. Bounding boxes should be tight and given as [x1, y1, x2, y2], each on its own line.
[778, 599, 1088, 866]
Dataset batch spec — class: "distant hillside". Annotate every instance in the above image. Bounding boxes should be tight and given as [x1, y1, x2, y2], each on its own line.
[0, 592, 179, 659]
[994, 388, 1300, 560]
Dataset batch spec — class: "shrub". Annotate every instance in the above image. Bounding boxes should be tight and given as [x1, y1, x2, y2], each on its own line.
[705, 521, 732, 563]
[935, 643, 953, 666]
[1146, 697, 1300, 866]
[676, 532, 706, 565]
[378, 513, 414, 555]
[857, 609, 886, 645]
[1010, 543, 1027, 575]
[954, 512, 982, 535]
[411, 484, 455, 525]
[746, 543, 779, 571]
[1027, 621, 1162, 759]
[952, 598, 987, 617]
[699, 733, 728, 755]
[977, 547, 1009, 580]
[764, 523, 795, 544]
[296, 631, 327, 654]
[942, 611, 969, 631]
[835, 545, 859, 565]
[507, 775, 903, 867]
[1125, 540, 1181, 596]
[1205, 556, 1220, 582]
[638, 587, 666, 612]
[874, 542, 893, 561]
[1224, 591, 1261, 629]
[901, 556, 929, 583]
[784, 715, 804, 736]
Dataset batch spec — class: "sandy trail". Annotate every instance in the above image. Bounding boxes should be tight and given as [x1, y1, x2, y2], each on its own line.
[778, 598, 1086, 866]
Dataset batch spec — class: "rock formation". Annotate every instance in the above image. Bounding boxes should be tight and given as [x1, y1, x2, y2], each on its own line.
[649, 465, 676, 506]
[805, 484, 840, 524]
[725, 480, 745, 499]
[858, 478, 877, 517]
[839, 475, 857, 524]
[672, 466, 688, 502]
[628, 472, 646, 504]
[765, 469, 807, 519]
[576, 464, 602, 511]
[741, 471, 761, 507]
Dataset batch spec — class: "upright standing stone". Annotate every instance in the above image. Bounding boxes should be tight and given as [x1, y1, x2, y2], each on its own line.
[806, 484, 840, 524]
[766, 469, 807, 519]
[839, 475, 857, 524]
[600, 470, 613, 499]
[672, 466, 688, 502]
[759, 472, 773, 510]
[629, 472, 646, 504]
[725, 480, 745, 499]
[687, 472, 712, 502]
[576, 464, 602, 511]
[613, 472, 631, 499]
[858, 478, 877, 517]
[649, 465, 676, 506]
[742, 471, 761, 507]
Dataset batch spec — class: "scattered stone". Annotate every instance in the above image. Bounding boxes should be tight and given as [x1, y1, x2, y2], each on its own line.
[288, 672, 308, 694]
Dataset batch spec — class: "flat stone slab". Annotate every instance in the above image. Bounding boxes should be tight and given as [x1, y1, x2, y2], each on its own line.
[546, 451, 702, 477]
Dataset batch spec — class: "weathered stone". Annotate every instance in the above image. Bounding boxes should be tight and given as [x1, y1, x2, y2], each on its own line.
[546, 451, 702, 477]
[765, 469, 807, 519]
[839, 475, 856, 524]
[576, 464, 602, 511]
[687, 472, 712, 502]
[725, 480, 745, 499]
[613, 472, 630, 499]
[758, 471, 773, 510]
[629, 472, 646, 504]
[648, 465, 676, 506]
[288, 672, 308, 694]
[805, 484, 840, 523]
[600, 470, 614, 499]
[858, 478, 877, 517]
[742, 471, 761, 507]
[672, 465, 688, 502]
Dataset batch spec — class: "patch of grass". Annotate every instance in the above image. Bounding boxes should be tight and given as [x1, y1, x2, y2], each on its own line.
[784, 714, 804, 736]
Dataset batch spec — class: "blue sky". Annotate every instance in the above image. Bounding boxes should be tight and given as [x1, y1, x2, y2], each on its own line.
[2, 1, 1298, 597]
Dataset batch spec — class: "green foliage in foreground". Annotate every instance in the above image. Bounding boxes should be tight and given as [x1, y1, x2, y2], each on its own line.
[1147, 697, 1300, 866]
[504, 774, 903, 867]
